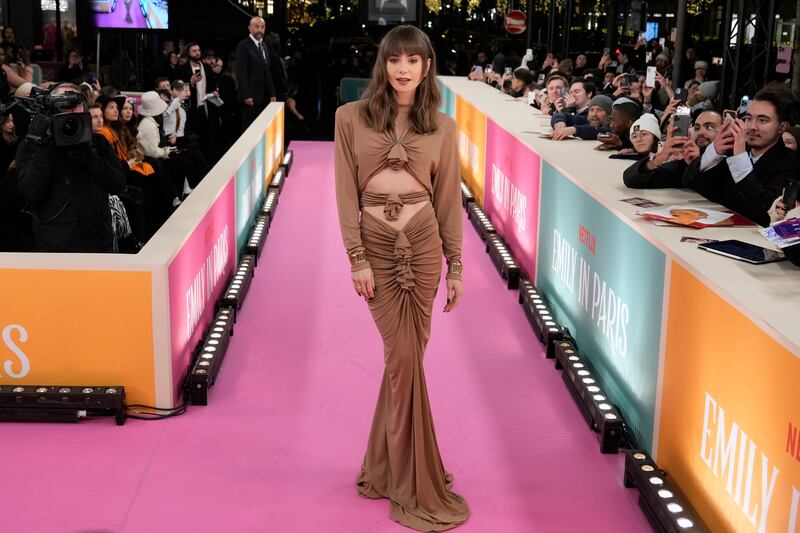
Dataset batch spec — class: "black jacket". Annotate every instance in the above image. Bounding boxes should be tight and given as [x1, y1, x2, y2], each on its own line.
[623, 158, 699, 189]
[682, 141, 796, 227]
[235, 36, 277, 104]
[16, 134, 126, 252]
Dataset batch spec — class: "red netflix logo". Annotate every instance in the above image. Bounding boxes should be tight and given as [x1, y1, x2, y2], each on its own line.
[579, 225, 596, 255]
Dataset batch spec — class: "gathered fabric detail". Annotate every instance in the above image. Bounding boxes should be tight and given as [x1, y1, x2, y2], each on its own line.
[393, 231, 416, 290]
[356, 201, 469, 532]
[384, 193, 404, 221]
[387, 141, 409, 170]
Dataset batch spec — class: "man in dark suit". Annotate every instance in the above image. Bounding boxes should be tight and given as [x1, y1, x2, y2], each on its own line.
[236, 17, 277, 131]
[683, 84, 796, 227]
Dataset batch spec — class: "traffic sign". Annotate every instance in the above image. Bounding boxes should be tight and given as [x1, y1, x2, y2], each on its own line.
[504, 10, 527, 34]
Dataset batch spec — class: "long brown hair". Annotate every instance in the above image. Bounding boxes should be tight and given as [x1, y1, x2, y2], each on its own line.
[360, 25, 441, 135]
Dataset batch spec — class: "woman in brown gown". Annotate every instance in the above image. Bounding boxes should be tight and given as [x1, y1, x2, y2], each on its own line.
[334, 26, 469, 531]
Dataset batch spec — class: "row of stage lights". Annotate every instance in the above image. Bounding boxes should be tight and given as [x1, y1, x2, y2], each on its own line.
[186, 151, 293, 406]
[519, 278, 624, 453]
[624, 450, 703, 531]
[0, 384, 126, 425]
[460, 179, 706, 530]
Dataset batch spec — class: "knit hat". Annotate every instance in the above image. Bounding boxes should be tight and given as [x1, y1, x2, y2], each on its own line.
[138, 91, 168, 117]
[630, 113, 661, 139]
[694, 60, 709, 71]
[588, 94, 613, 115]
[612, 96, 639, 108]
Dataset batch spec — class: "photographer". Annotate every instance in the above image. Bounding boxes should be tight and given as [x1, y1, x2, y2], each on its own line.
[15, 83, 126, 252]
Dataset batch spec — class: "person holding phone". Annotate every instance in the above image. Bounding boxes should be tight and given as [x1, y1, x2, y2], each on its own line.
[535, 74, 568, 115]
[177, 42, 221, 164]
[684, 83, 796, 227]
[57, 49, 85, 83]
[551, 94, 613, 141]
[624, 111, 722, 189]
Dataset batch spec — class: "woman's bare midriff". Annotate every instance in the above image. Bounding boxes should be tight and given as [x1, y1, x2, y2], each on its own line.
[363, 166, 429, 231]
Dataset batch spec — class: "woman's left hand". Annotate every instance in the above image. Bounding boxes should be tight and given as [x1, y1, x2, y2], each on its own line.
[444, 278, 463, 313]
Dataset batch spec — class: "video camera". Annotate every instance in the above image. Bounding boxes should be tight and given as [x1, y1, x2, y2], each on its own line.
[6, 85, 93, 147]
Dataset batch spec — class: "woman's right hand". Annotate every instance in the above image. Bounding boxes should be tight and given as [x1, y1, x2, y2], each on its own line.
[352, 268, 375, 301]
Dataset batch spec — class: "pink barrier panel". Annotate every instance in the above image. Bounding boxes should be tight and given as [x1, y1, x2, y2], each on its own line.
[483, 119, 541, 277]
[167, 178, 236, 401]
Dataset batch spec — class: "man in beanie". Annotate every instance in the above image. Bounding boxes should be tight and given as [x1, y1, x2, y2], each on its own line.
[551, 94, 613, 140]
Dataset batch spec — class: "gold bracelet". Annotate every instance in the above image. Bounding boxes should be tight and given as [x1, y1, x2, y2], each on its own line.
[448, 259, 463, 275]
[349, 250, 367, 266]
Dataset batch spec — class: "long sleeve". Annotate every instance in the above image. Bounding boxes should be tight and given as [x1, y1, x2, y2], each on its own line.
[16, 141, 53, 205]
[432, 117, 463, 280]
[733, 157, 794, 227]
[623, 159, 685, 189]
[90, 135, 126, 195]
[334, 105, 369, 271]
[137, 118, 169, 159]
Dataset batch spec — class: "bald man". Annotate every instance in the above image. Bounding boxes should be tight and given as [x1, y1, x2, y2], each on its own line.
[235, 16, 278, 131]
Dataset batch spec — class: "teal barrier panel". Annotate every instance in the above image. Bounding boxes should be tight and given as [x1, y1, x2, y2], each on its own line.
[536, 161, 666, 451]
[340, 77, 369, 103]
[235, 134, 267, 255]
[438, 79, 456, 117]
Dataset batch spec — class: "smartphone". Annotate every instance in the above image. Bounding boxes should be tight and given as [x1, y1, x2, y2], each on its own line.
[783, 178, 800, 209]
[698, 240, 785, 264]
[528, 91, 536, 106]
[603, 47, 610, 55]
[546, 52, 553, 61]
[645, 66, 657, 87]
[674, 87, 687, 101]
[659, 37, 666, 47]
[712, 56, 723, 66]
[559, 87, 568, 98]
[645, 51, 653, 64]
[673, 113, 691, 138]
[620, 76, 631, 88]
[739, 96, 752, 115]
[537, 73, 546, 85]
[723, 109, 737, 121]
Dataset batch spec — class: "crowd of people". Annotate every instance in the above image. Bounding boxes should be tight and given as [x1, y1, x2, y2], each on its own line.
[0, 17, 305, 254]
[470, 39, 800, 266]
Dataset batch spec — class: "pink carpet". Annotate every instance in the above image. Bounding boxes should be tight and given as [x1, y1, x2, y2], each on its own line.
[94, 1, 148, 29]
[0, 141, 650, 532]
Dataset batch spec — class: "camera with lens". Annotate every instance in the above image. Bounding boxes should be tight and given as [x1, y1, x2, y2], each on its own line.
[13, 85, 93, 147]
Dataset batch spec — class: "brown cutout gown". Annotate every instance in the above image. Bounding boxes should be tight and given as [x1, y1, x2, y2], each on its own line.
[334, 102, 469, 531]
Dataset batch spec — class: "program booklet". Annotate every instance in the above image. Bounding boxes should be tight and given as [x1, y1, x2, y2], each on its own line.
[637, 205, 734, 228]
